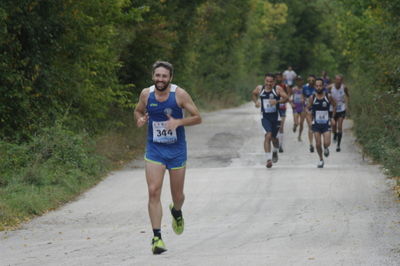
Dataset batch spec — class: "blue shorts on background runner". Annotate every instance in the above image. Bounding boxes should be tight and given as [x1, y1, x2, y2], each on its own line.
[262, 117, 280, 138]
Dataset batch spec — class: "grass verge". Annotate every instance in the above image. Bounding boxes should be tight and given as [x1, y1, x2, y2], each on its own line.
[0, 118, 147, 231]
[349, 80, 400, 195]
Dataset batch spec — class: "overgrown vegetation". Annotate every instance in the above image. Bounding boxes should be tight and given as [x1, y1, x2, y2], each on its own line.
[334, 0, 400, 178]
[0, 124, 107, 230]
[1, 0, 399, 229]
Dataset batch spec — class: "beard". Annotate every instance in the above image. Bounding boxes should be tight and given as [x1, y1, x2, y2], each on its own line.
[155, 81, 170, 91]
[316, 89, 324, 94]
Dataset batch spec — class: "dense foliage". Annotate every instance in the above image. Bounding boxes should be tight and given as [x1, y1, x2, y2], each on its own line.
[0, 0, 143, 140]
[334, 0, 400, 176]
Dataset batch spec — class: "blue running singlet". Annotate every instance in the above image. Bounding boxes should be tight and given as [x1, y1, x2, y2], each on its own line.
[259, 86, 281, 137]
[303, 83, 315, 99]
[145, 84, 187, 169]
[303, 83, 316, 111]
[311, 93, 331, 133]
[260, 86, 280, 120]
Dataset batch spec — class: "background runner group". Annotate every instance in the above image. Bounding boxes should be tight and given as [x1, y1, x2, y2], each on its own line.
[253, 67, 349, 168]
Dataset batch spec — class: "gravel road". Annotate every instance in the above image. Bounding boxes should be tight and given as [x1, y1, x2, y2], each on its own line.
[1, 103, 400, 266]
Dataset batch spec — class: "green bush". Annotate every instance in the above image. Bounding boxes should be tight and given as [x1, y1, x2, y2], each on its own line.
[351, 85, 400, 177]
[0, 124, 106, 186]
[335, 0, 400, 178]
[0, 124, 108, 229]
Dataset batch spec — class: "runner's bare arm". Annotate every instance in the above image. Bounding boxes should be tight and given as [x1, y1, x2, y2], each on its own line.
[134, 88, 149, 127]
[344, 86, 350, 98]
[329, 95, 337, 118]
[344, 86, 350, 113]
[289, 91, 294, 106]
[166, 88, 202, 130]
[276, 85, 289, 103]
[287, 86, 293, 98]
[306, 95, 313, 110]
[252, 86, 261, 107]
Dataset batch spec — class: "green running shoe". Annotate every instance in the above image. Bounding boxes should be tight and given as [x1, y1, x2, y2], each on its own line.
[151, 236, 167, 255]
[169, 203, 184, 235]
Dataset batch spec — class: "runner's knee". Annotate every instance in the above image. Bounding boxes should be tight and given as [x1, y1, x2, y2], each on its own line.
[148, 185, 162, 201]
[324, 138, 331, 147]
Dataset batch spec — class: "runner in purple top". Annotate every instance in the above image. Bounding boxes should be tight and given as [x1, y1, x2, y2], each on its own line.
[290, 76, 306, 141]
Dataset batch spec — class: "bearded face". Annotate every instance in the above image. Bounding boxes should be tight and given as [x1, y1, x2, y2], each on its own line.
[315, 81, 324, 94]
[264, 76, 275, 89]
[153, 67, 172, 91]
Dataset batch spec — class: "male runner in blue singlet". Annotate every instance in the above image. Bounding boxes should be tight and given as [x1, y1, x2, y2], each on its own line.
[307, 78, 337, 168]
[252, 73, 288, 168]
[134, 61, 202, 254]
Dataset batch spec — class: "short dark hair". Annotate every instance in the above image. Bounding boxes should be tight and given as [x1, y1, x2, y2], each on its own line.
[308, 74, 316, 79]
[275, 72, 283, 77]
[152, 61, 174, 76]
[264, 73, 275, 79]
[315, 78, 324, 84]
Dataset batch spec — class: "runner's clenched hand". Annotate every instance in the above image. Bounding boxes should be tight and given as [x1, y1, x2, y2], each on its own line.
[137, 113, 149, 127]
[165, 114, 181, 130]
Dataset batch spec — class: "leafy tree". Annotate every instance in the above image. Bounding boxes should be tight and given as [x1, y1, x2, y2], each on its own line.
[0, 0, 143, 140]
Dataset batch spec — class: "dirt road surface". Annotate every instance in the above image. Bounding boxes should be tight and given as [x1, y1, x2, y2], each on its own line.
[1, 103, 400, 265]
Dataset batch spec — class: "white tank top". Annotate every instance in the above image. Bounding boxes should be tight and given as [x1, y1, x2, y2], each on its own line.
[331, 84, 346, 112]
